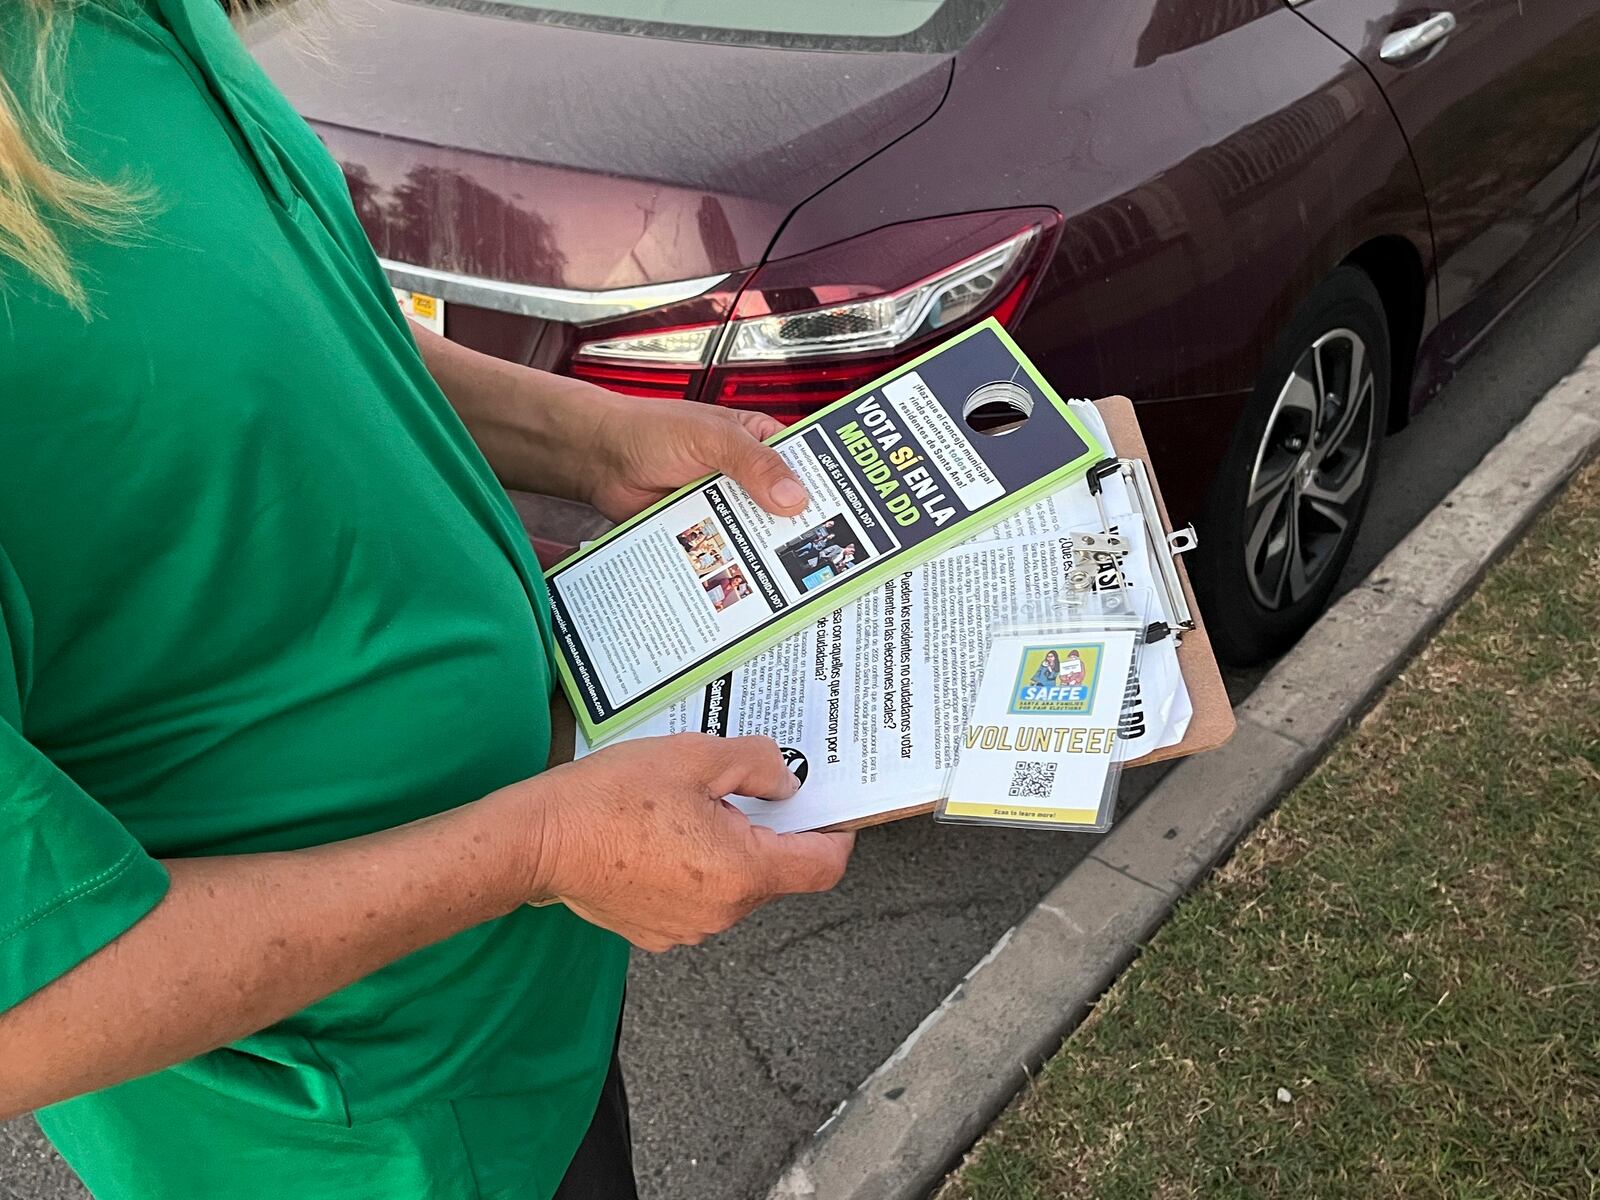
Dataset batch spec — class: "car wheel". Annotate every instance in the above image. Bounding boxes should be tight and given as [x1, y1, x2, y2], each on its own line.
[1194, 266, 1390, 665]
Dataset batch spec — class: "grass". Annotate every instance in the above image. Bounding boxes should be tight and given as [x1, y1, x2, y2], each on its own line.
[939, 457, 1600, 1200]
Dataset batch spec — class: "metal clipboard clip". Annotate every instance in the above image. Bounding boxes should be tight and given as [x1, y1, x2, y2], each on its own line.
[1066, 457, 1198, 644]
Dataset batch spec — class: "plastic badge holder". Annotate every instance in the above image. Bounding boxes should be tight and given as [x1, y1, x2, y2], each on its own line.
[937, 588, 1156, 833]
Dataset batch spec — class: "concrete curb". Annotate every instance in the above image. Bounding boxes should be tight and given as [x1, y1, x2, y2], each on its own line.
[766, 350, 1600, 1200]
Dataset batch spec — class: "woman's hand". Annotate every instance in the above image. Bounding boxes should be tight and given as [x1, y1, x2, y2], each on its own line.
[584, 390, 810, 523]
[515, 733, 853, 952]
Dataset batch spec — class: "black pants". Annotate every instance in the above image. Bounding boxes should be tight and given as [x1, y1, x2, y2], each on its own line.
[552, 1034, 638, 1199]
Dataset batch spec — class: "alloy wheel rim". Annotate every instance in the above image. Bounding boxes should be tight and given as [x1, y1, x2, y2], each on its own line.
[1243, 328, 1376, 610]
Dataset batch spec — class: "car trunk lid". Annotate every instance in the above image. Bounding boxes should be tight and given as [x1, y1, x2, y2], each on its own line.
[251, 1, 953, 293]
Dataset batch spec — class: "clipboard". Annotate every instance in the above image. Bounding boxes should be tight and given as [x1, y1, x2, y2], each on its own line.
[548, 395, 1235, 828]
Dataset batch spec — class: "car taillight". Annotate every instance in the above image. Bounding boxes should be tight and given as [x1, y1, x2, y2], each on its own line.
[570, 209, 1060, 421]
[566, 361, 698, 400]
[568, 324, 712, 399]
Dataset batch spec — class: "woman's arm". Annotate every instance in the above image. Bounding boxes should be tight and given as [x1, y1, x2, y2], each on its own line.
[0, 783, 539, 1120]
[412, 325, 610, 503]
[411, 327, 808, 523]
[0, 734, 850, 1120]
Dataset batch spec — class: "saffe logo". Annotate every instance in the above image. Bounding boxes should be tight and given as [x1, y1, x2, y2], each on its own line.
[1009, 643, 1103, 715]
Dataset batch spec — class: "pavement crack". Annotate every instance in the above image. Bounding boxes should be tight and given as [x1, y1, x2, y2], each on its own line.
[716, 983, 814, 1108]
[756, 895, 1031, 958]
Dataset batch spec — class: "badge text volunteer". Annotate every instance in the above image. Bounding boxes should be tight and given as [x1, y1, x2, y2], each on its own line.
[963, 724, 1117, 754]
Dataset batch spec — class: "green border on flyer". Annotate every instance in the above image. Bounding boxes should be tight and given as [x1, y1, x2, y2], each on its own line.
[546, 317, 1108, 745]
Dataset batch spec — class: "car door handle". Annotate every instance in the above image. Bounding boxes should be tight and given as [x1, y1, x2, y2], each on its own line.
[1380, 12, 1458, 62]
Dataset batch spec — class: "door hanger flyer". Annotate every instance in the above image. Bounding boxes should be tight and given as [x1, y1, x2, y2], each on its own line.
[545, 319, 1107, 743]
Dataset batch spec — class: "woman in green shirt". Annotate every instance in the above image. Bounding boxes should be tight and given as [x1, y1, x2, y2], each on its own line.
[0, 2, 854, 1197]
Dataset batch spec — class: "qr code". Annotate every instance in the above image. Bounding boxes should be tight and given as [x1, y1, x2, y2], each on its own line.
[1008, 760, 1057, 799]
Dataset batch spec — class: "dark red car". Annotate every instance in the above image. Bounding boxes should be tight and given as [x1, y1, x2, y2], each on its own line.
[254, 0, 1600, 662]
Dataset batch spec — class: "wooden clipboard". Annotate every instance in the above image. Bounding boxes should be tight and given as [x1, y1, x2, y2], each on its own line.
[548, 395, 1236, 829]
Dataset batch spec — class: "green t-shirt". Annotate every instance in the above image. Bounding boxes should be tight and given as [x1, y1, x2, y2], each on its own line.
[0, 2, 627, 1196]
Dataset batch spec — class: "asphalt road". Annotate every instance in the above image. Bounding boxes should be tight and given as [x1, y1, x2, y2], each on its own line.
[7, 230, 1600, 1200]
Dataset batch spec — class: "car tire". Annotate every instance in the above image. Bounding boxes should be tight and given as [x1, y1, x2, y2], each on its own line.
[1193, 266, 1391, 666]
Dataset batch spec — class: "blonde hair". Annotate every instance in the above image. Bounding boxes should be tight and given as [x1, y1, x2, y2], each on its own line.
[3, 0, 314, 313]
[0, 0, 151, 314]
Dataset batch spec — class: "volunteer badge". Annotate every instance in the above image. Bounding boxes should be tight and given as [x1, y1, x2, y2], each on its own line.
[1009, 643, 1103, 714]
